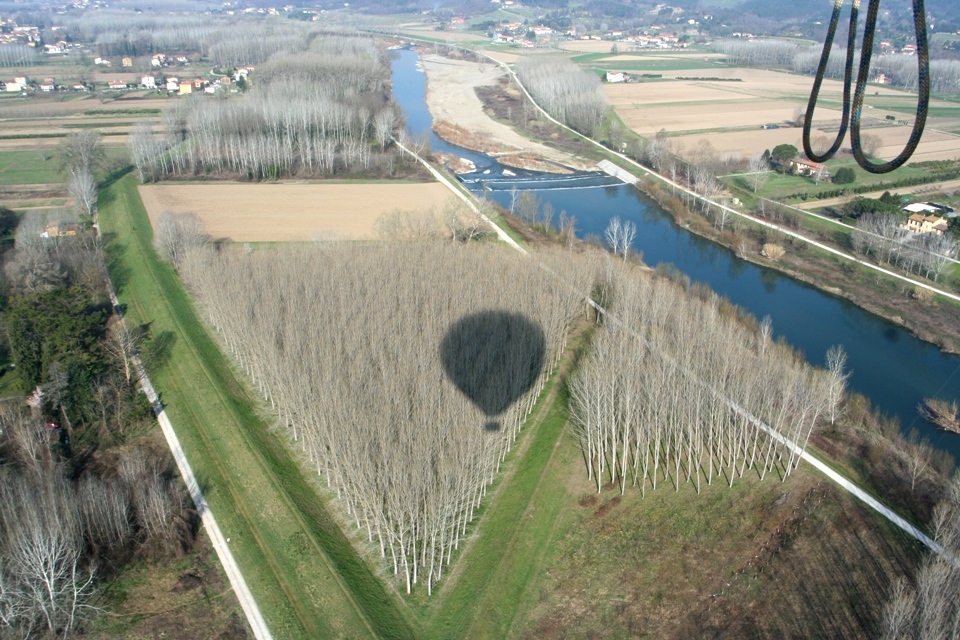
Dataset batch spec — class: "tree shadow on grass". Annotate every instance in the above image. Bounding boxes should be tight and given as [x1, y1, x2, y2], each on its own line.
[689, 487, 922, 639]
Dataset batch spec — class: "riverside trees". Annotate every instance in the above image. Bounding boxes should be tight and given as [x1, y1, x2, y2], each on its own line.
[570, 265, 842, 495]
[516, 56, 607, 137]
[181, 241, 593, 594]
[129, 34, 406, 181]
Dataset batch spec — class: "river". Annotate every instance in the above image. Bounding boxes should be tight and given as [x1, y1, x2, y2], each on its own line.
[390, 47, 960, 459]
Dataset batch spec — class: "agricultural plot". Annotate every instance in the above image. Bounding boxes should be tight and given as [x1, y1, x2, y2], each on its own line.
[603, 58, 960, 164]
[138, 182, 454, 241]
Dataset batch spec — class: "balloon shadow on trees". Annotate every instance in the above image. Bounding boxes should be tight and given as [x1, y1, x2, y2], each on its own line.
[440, 310, 546, 432]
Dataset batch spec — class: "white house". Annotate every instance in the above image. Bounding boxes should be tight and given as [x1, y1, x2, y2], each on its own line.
[141, 75, 156, 89]
[605, 71, 626, 83]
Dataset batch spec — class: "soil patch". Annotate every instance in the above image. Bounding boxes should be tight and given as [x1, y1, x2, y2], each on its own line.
[138, 182, 453, 241]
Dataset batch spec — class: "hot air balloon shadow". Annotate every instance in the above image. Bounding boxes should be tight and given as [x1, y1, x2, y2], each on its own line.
[440, 310, 546, 432]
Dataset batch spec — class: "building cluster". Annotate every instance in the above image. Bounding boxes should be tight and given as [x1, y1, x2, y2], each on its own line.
[3, 62, 249, 94]
[901, 203, 954, 236]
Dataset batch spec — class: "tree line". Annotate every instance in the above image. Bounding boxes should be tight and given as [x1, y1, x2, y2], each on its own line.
[570, 262, 846, 495]
[516, 56, 608, 137]
[713, 39, 960, 94]
[180, 241, 594, 595]
[128, 35, 408, 181]
[0, 130, 198, 637]
[882, 471, 960, 638]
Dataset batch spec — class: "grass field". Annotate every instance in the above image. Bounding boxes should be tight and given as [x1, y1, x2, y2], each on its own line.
[138, 182, 454, 241]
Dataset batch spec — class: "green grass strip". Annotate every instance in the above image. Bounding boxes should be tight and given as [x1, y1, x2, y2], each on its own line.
[423, 334, 588, 639]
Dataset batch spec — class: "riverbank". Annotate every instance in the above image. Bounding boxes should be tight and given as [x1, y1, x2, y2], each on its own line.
[417, 50, 593, 173]
[635, 175, 960, 355]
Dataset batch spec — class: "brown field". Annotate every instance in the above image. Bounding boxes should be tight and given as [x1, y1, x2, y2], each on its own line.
[606, 63, 960, 162]
[138, 182, 455, 241]
[483, 49, 522, 64]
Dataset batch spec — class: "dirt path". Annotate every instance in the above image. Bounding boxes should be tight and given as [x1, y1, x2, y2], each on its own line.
[797, 177, 960, 210]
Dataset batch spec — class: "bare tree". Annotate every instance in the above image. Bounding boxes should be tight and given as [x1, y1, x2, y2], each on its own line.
[103, 317, 144, 385]
[861, 134, 883, 158]
[57, 131, 105, 176]
[68, 168, 97, 217]
[825, 345, 850, 425]
[153, 211, 209, 268]
[181, 241, 592, 594]
[747, 153, 770, 193]
[881, 472, 960, 637]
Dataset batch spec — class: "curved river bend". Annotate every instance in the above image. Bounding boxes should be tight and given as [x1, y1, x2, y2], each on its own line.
[391, 48, 960, 459]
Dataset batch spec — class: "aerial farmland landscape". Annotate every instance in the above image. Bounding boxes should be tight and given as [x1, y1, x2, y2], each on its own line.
[1, 0, 960, 638]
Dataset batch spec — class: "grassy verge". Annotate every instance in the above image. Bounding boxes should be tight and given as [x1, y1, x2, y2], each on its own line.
[420, 327, 591, 639]
[98, 173, 416, 640]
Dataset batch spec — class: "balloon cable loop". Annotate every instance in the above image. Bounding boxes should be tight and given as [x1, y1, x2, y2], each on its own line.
[802, 0, 929, 174]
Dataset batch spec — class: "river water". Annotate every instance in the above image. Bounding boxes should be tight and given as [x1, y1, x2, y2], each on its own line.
[390, 48, 960, 458]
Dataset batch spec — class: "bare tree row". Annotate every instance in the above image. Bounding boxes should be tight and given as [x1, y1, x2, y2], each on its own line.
[0, 409, 193, 638]
[180, 241, 594, 594]
[570, 264, 846, 495]
[0, 44, 38, 67]
[852, 212, 958, 282]
[715, 39, 960, 95]
[129, 38, 402, 181]
[516, 56, 608, 137]
[882, 472, 960, 639]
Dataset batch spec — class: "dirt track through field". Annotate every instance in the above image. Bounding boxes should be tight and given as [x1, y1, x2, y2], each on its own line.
[139, 182, 452, 241]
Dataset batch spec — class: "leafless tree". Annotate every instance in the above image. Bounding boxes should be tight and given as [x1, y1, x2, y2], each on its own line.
[104, 317, 144, 385]
[746, 153, 770, 193]
[881, 472, 960, 637]
[516, 56, 607, 136]
[0, 474, 99, 638]
[570, 266, 834, 497]
[68, 168, 97, 217]
[861, 134, 883, 158]
[56, 131, 105, 177]
[153, 211, 209, 269]
[825, 345, 850, 425]
[604, 217, 637, 262]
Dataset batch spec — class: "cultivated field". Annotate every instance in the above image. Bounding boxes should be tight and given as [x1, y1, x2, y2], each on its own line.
[138, 182, 454, 241]
[603, 59, 960, 162]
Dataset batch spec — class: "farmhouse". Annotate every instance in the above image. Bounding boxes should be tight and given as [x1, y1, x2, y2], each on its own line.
[790, 159, 828, 178]
[40, 78, 54, 91]
[903, 213, 949, 236]
[107, 79, 128, 90]
[605, 71, 626, 83]
[166, 77, 180, 92]
[122, 57, 133, 67]
[40, 222, 80, 238]
[141, 75, 156, 89]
